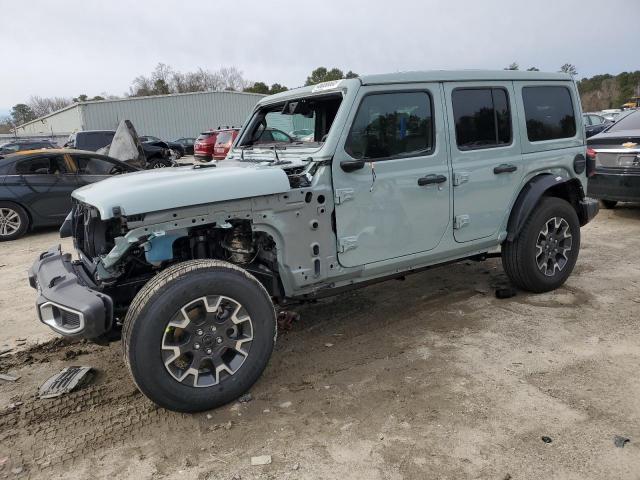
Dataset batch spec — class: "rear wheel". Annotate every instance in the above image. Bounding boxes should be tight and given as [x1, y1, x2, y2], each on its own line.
[502, 197, 580, 293]
[600, 199, 618, 209]
[123, 260, 276, 412]
[0, 202, 29, 241]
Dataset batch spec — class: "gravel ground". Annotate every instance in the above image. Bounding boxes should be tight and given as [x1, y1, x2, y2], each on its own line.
[0, 206, 639, 479]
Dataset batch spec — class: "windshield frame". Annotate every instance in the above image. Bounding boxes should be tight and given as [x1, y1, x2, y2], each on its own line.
[236, 91, 345, 151]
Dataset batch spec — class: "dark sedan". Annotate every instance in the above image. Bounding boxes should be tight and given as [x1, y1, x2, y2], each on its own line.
[0, 139, 57, 155]
[173, 137, 196, 155]
[0, 149, 138, 240]
[587, 110, 640, 208]
[583, 113, 611, 138]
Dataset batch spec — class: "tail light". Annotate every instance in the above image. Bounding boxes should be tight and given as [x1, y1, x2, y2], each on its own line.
[586, 147, 597, 177]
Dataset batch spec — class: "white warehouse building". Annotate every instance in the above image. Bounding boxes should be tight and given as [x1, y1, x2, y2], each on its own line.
[14, 90, 266, 141]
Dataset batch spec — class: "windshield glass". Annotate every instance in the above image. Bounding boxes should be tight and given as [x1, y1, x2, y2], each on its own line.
[239, 93, 343, 148]
[607, 111, 640, 132]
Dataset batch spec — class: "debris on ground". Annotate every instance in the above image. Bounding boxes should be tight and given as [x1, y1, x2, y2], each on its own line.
[38, 366, 94, 399]
[251, 455, 272, 466]
[238, 393, 253, 403]
[6, 401, 23, 410]
[279, 401, 292, 408]
[541, 436, 553, 443]
[495, 287, 517, 299]
[292, 463, 300, 471]
[0, 373, 19, 382]
[614, 435, 630, 448]
[324, 343, 334, 348]
[277, 310, 300, 331]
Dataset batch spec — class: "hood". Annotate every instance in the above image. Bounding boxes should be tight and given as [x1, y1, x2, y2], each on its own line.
[72, 164, 291, 219]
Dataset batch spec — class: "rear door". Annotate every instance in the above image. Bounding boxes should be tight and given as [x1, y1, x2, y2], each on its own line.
[443, 81, 524, 242]
[13, 154, 78, 222]
[332, 84, 450, 267]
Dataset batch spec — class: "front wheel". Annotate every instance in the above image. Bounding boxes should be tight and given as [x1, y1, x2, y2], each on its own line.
[502, 197, 580, 293]
[122, 260, 276, 412]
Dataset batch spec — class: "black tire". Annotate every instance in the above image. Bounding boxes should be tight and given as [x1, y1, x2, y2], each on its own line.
[600, 199, 618, 209]
[0, 201, 29, 241]
[147, 157, 172, 169]
[123, 260, 276, 412]
[502, 197, 580, 293]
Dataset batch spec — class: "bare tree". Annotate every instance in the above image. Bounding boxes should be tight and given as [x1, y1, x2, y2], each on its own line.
[28, 96, 72, 117]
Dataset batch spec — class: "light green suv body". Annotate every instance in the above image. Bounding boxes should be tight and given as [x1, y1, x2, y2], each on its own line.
[30, 70, 599, 412]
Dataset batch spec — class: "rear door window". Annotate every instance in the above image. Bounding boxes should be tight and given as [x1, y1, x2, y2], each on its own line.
[215, 131, 233, 144]
[75, 155, 120, 174]
[451, 88, 512, 150]
[522, 86, 576, 141]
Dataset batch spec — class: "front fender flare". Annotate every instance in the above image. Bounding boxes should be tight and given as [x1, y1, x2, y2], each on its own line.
[506, 174, 579, 242]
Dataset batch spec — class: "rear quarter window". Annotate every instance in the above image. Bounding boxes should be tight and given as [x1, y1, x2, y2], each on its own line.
[522, 86, 576, 141]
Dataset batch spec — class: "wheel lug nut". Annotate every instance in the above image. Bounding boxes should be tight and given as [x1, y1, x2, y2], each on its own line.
[216, 337, 223, 344]
[211, 326, 217, 332]
[206, 348, 212, 355]
[196, 329, 203, 336]
[194, 343, 201, 350]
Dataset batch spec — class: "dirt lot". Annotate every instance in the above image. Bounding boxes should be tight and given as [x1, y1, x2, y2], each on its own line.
[1, 207, 639, 480]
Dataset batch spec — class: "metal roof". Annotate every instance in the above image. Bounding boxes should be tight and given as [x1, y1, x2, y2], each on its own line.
[359, 69, 572, 85]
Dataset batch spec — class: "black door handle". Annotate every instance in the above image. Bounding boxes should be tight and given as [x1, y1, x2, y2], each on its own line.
[418, 174, 447, 186]
[340, 159, 365, 172]
[493, 164, 517, 174]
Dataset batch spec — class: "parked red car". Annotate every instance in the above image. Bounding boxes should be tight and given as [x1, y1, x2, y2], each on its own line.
[212, 128, 240, 160]
[194, 131, 218, 160]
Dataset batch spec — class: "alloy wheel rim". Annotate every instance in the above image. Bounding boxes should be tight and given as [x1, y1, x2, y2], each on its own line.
[161, 295, 253, 387]
[535, 216, 572, 277]
[0, 208, 21, 236]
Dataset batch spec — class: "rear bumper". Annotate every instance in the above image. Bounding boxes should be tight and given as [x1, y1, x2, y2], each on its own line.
[588, 169, 640, 202]
[579, 197, 599, 225]
[28, 245, 113, 339]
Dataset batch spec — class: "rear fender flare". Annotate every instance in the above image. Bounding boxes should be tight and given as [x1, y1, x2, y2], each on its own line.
[506, 174, 582, 242]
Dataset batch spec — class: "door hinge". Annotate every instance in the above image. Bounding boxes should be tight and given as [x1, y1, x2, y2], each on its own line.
[338, 236, 358, 253]
[334, 188, 354, 205]
[453, 172, 470, 186]
[453, 215, 470, 229]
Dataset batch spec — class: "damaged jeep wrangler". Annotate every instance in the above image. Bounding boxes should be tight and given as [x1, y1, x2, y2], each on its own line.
[29, 71, 598, 412]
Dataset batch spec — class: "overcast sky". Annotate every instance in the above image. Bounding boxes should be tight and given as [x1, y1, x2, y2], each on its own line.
[1, 0, 638, 114]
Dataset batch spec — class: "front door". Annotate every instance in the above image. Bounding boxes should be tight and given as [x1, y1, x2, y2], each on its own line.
[332, 84, 450, 268]
[443, 82, 524, 242]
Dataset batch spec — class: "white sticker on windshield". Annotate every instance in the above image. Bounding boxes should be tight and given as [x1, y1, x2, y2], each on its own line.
[311, 79, 343, 93]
